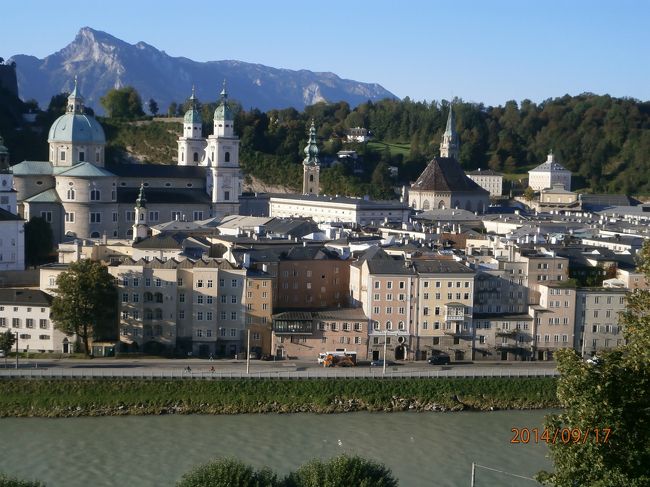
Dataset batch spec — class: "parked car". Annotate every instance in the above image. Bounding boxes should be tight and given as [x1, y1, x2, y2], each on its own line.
[427, 354, 451, 365]
[370, 359, 398, 367]
[0, 350, 5, 358]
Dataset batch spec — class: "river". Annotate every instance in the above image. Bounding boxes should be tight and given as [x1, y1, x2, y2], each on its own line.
[0, 410, 554, 487]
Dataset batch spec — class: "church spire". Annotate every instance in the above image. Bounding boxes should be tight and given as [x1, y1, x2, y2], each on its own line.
[67, 76, 84, 114]
[303, 120, 320, 166]
[439, 105, 459, 159]
[302, 120, 320, 195]
[135, 182, 147, 208]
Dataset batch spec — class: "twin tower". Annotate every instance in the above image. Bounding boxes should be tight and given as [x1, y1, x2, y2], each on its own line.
[177, 83, 241, 208]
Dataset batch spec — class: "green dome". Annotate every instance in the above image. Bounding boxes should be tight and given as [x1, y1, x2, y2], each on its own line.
[214, 82, 233, 121]
[48, 113, 106, 144]
[184, 108, 202, 124]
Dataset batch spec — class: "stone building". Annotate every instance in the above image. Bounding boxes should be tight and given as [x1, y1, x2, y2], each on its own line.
[575, 287, 627, 357]
[466, 168, 503, 197]
[11, 79, 241, 242]
[408, 107, 490, 212]
[528, 152, 572, 191]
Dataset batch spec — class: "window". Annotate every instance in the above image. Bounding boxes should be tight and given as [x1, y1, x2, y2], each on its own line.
[125, 211, 135, 222]
[171, 211, 182, 221]
[374, 281, 380, 289]
[373, 306, 380, 314]
[231, 312, 237, 320]
[197, 312, 204, 321]
[90, 212, 101, 223]
[342, 322, 350, 331]
[148, 211, 159, 222]
[179, 293, 185, 303]
[230, 328, 237, 337]
[387, 282, 393, 289]
[197, 295, 204, 304]
[67, 188, 75, 200]
[179, 310, 185, 319]
[65, 212, 75, 223]
[193, 211, 203, 221]
[231, 279, 238, 287]
[132, 294, 139, 303]
[231, 295, 237, 304]
[121, 311, 128, 320]
[197, 280, 204, 288]
[90, 189, 100, 201]
[26, 319, 34, 329]
[224, 191, 230, 201]
[122, 293, 128, 303]
[220, 295, 227, 304]
[40, 211, 52, 223]
[207, 296, 213, 304]
[155, 278, 162, 287]
[145, 278, 151, 287]
[39, 319, 48, 329]
[354, 322, 362, 331]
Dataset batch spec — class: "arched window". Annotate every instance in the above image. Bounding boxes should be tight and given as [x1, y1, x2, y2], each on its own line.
[224, 151, 230, 162]
[309, 174, 314, 182]
[386, 321, 393, 330]
[67, 188, 75, 200]
[155, 292, 163, 303]
[193, 152, 199, 162]
[438, 201, 446, 209]
[422, 200, 430, 210]
[398, 321, 405, 330]
[90, 189, 100, 201]
[90, 231, 100, 238]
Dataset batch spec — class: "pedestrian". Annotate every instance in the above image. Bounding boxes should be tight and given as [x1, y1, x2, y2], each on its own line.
[209, 353, 214, 362]
[210, 366, 215, 373]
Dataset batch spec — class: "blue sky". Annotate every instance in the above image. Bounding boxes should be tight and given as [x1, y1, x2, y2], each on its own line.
[3, 0, 649, 106]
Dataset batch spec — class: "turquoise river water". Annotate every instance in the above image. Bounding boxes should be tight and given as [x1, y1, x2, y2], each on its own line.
[0, 410, 554, 487]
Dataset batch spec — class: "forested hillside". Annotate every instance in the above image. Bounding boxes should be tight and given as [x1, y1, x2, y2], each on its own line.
[3, 89, 650, 197]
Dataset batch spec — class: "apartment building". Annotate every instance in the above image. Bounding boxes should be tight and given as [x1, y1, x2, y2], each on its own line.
[576, 288, 627, 357]
[516, 249, 570, 304]
[271, 307, 369, 360]
[350, 247, 416, 360]
[412, 259, 475, 362]
[532, 282, 577, 360]
[0, 289, 67, 353]
[244, 270, 274, 358]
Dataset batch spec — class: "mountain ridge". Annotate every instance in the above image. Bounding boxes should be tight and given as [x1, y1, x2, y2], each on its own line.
[9, 27, 396, 114]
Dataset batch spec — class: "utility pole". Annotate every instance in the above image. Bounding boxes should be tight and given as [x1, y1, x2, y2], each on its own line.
[246, 328, 251, 374]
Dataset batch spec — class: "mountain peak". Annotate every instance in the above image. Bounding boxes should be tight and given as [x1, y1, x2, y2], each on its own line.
[11, 27, 396, 113]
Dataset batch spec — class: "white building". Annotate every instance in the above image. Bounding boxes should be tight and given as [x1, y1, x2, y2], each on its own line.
[528, 152, 572, 191]
[0, 288, 68, 353]
[466, 168, 503, 197]
[0, 134, 25, 270]
[269, 194, 410, 225]
[346, 127, 371, 143]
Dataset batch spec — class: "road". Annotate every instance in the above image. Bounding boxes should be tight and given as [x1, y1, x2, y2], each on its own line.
[0, 357, 558, 379]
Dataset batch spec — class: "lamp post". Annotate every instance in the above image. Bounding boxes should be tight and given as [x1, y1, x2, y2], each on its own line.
[383, 329, 388, 375]
[246, 328, 251, 375]
[15, 331, 18, 369]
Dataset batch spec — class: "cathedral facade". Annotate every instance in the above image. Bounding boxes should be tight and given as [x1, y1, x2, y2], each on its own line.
[11, 80, 241, 242]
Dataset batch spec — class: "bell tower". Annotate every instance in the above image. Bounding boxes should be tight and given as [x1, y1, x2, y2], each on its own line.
[132, 183, 149, 242]
[178, 86, 207, 166]
[302, 121, 320, 195]
[440, 105, 459, 159]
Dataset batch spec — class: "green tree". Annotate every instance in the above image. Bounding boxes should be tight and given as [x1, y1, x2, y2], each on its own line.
[537, 241, 650, 487]
[286, 455, 398, 487]
[24, 217, 54, 267]
[176, 458, 280, 487]
[0, 473, 45, 486]
[100, 86, 145, 118]
[0, 330, 16, 367]
[50, 260, 118, 357]
[148, 98, 159, 116]
[168, 101, 178, 117]
[523, 186, 535, 201]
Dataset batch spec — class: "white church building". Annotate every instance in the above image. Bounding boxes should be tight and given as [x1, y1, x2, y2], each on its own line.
[10, 79, 241, 242]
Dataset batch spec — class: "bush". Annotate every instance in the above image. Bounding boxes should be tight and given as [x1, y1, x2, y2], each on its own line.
[286, 455, 398, 487]
[0, 473, 45, 487]
[176, 458, 281, 487]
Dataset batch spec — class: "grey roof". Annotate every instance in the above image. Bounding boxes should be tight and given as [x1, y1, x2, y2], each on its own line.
[270, 193, 408, 210]
[0, 207, 23, 221]
[529, 153, 570, 173]
[411, 157, 488, 193]
[116, 187, 211, 205]
[106, 163, 206, 179]
[412, 259, 474, 274]
[0, 288, 53, 306]
[58, 162, 116, 178]
[466, 169, 502, 176]
[10, 161, 53, 176]
[132, 233, 187, 249]
[48, 113, 106, 144]
[313, 308, 368, 321]
[24, 188, 61, 204]
[580, 194, 640, 210]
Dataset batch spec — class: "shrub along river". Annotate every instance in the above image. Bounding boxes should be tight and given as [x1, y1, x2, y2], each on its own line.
[0, 410, 553, 486]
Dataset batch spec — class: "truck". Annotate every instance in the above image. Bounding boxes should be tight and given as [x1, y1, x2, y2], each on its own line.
[319, 351, 357, 367]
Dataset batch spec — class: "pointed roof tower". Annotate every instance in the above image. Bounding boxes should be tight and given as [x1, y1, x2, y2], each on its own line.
[67, 75, 85, 114]
[183, 85, 203, 125]
[135, 182, 147, 208]
[303, 120, 320, 166]
[214, 80, 233, 121]
[440, 105, 459, 159]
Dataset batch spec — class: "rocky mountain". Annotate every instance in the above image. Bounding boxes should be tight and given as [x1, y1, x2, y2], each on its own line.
[9, 27, 396, 114]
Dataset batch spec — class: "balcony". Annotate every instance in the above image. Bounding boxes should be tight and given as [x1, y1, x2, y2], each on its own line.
[496, 328, 519, 337]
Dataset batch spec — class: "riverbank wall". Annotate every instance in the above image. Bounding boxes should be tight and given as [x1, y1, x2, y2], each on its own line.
[0, 377, 559, 417]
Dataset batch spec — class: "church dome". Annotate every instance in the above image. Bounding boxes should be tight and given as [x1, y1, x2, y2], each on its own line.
[184, 108, 202, 125]
[47, 77, 106, 145]
[48, 113, 106, 144]
[214, 82, 233, 121]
